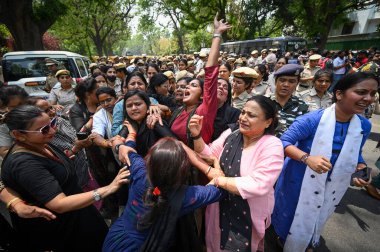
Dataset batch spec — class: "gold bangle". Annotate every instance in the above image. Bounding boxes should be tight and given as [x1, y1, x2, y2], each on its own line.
[6, 197, 21, 209]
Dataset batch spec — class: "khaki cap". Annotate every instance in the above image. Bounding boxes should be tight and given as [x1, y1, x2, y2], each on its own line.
[309, 54, 322, 60]
[114, 63, 126, 70]
[232, 67, 259, 78]
[251, 50, 258, 55]
[55, 69, 70, 78]
[45, 58, 59, 66]
[163, 71, 175, 80]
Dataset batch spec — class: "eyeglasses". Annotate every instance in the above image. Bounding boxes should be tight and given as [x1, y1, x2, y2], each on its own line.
[19, 117, 58, 135]
[99, 97, 114, 105]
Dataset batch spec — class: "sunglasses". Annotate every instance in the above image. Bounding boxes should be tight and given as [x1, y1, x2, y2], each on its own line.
[19, 117, 58, 135]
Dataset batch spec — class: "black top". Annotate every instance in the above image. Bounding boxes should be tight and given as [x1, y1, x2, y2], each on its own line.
[118, 120, 176, 157]
[1, 145, 108, 251]
[212, 103, 241, 141]
[69, 102, 94, 132]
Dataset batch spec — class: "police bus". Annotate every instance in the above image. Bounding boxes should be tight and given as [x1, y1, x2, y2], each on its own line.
[220, 36, 307, 55]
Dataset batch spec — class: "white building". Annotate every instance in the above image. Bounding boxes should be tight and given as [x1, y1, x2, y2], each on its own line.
[327, 5, 380, 50]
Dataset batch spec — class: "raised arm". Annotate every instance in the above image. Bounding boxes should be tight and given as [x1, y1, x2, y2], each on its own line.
[206, 15, 231, 68]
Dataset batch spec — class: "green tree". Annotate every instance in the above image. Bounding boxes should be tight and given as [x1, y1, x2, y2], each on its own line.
[0, 0, 68, 50]
[51, 0, 133, 56]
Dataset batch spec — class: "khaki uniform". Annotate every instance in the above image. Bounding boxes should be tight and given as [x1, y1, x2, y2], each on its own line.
[297, 65, 321, 93]
[45, 74, 58, 91]
[297, 88, 333, 111]
[232, 91, 252, 111]
[252, 81, 269, 96]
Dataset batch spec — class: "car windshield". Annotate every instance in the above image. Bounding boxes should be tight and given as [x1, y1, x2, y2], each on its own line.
[2, 57, 70, 82]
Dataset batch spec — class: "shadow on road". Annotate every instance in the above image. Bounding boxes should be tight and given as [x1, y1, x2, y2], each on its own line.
[334, 188, 380, 230]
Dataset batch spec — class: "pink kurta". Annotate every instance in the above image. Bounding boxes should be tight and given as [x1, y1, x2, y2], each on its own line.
[201, 129, 284, 252]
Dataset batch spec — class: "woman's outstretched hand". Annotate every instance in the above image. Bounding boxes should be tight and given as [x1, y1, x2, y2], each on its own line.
[213, 14, 232, 34]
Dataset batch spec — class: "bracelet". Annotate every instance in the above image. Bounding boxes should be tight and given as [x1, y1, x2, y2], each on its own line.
[128, 133, 137, 137]
[206, 166, 212, 175]
[213, 33, 222, 38]
[6, 197, 21, 209]
[300, 153, 310, 164]
[190, 133, 201, 140]
[10, 200, 25, 212]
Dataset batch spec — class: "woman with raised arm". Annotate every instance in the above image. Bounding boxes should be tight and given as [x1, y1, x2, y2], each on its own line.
[169, 15, 231, 147]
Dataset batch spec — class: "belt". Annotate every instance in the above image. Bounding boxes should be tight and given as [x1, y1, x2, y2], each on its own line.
[299, 84, 309, 88]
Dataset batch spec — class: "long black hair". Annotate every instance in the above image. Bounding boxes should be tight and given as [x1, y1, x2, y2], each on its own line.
[138, 137, 191, 230]
[75, 78, 98, 103]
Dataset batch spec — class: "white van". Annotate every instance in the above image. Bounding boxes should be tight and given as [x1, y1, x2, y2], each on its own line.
[1, 51, 91, 98]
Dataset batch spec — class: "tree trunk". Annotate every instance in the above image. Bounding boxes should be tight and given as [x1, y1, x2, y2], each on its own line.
[0, 1, 45, 50]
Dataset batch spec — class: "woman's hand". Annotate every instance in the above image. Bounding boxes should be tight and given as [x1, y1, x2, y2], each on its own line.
[213, 14, 232, 34]
[148, 105, 163, 126]
[305, 155, 332, 174]
[123, 119, 136, 134]
[119, 145, 137, 166]
[75, 133, 96, 149]
[188, 114, 203, 137]
[13, 203, 56, 221]
[106, 167, 130, 194]
[146, 114, 161, 129]
[352, 164, 371, 187]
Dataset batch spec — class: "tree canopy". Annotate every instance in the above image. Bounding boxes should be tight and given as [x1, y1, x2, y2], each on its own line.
[0, 0, 379, 54]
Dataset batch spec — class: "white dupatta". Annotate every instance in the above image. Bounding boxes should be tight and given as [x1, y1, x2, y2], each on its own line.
[284, 104, 363, 252]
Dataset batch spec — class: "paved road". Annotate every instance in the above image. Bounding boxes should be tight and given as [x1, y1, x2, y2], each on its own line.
[319, 114, 380, 252]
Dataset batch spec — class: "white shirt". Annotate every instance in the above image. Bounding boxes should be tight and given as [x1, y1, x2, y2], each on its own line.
[92, 108, 112, 138]
[333, 57, 346, 75]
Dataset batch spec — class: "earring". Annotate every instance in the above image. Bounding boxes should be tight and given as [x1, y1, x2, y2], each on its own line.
[19, 137, 26, 142]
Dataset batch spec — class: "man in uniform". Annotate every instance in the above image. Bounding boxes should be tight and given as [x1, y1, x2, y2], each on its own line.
[297, 54, 321, 93]
[256, 49, 268, 65]
[195, 52, 207, 75]
[247, 50, 259, 67]
[268, 64, 309, 137]
[114, 63, 127, 95]
[44, 58, 60, 92]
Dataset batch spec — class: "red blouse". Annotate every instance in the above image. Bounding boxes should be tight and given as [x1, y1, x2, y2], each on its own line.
[171, 65, 219, 144]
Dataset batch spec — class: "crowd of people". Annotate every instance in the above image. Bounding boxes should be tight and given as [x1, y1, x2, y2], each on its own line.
[0, 16, 380, 252]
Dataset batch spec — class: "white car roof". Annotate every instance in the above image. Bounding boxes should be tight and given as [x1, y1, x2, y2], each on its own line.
[3, 50, 87, 59]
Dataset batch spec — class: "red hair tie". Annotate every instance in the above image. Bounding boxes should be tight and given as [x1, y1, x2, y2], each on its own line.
[153, 187, 161, 196]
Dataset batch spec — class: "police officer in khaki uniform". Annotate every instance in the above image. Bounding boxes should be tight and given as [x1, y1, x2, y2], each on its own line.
[44, 58, 60, 92]
[297, 69, 333, 111]
[297, 54, 322, 93]
[231, 67, 259, 110]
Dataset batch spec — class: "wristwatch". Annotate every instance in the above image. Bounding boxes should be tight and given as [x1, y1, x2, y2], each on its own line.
[93, 190, 101, 201]
[115, 143, 123, 154]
